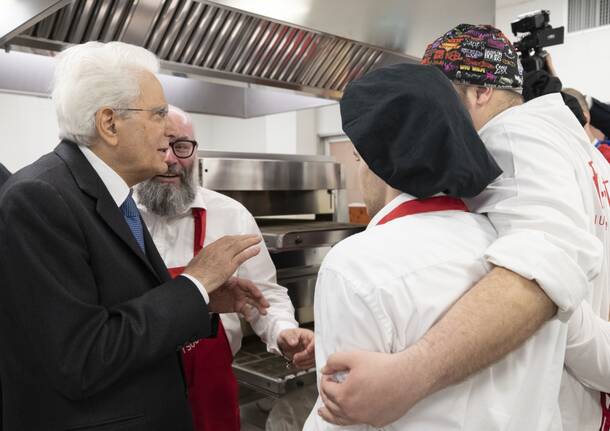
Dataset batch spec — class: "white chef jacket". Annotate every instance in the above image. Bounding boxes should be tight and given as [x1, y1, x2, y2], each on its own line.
[561, 153, 610, 430]
[138, 187, 298, 355]
[304, 193, 566, 431]
[466, 93, 604, 318]
[465, 94, 610, 430]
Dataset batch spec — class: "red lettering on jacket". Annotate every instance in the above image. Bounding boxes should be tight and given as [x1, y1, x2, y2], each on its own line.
[602, 179, 610, 206]
[588, 161, 610, 207]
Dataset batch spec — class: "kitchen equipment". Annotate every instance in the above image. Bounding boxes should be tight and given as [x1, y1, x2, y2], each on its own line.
[199, 150, 365, 396]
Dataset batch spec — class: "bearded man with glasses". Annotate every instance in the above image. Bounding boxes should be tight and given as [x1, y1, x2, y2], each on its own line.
[136, 105, 315, 431]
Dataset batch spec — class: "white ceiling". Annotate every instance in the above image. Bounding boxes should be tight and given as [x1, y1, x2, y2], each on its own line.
[495, 0, 536, 9]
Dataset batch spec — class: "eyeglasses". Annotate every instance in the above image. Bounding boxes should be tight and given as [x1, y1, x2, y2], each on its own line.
[169, 139, 197, 158]
[115, 106, 169, 119]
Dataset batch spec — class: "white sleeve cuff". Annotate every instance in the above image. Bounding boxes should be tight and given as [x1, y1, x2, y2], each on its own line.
[180, 273, 209, 304]
[484, 231, 596, 319]
[267, 320, 299, 355]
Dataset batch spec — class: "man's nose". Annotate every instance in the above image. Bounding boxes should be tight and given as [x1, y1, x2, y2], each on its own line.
[164, 145, 178, 164]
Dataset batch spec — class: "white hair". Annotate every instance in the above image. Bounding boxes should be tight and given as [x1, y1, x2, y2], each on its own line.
[52, 41, 160, 146]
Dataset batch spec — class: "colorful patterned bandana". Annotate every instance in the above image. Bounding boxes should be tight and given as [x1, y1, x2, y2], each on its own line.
[421, 24, 523, 90]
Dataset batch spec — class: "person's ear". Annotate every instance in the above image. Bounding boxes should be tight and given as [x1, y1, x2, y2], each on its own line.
[474, 86, 494, 106]
[95, 107, 120, 147]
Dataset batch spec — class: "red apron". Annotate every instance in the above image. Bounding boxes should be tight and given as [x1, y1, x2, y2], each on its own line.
[167, 208, 240, 431]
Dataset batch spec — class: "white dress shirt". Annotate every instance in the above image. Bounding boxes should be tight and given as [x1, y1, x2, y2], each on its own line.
[304, 193, 566, 431]
[78, 145, 209, 302]
[139, 186, 298, 355]
[464, 95, 610, 430]
[79, 145, 129, 207]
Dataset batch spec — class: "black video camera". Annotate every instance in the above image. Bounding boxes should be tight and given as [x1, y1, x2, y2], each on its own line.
[511, 10, 565, 73]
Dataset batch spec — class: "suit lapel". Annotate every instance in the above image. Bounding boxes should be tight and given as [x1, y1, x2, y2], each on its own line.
[96, 196, 161, 281]
[54, 141, 161, 282]
[142, 223, 171, 282]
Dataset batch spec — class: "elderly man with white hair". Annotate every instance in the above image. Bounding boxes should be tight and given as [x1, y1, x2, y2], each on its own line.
[0, 41, 269, 431]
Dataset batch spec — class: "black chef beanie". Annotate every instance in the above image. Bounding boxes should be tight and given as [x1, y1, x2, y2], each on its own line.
[340, 62, 502, 199]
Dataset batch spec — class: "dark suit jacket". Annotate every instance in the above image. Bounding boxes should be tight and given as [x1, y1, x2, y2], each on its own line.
[0, 141, 215, 431]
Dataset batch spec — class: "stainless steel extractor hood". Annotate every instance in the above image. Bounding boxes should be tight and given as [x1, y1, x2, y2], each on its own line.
[0, 0, 494, 118]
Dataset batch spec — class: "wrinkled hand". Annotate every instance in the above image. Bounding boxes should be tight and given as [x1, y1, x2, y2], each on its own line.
[277, 328, 315, 369]
[208, 277, 270, 315]
[183, 235, 261, 294]
[318, 347, 432, 428]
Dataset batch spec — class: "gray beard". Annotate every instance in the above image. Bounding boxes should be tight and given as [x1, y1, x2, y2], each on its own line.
[136, 163, 197, 217]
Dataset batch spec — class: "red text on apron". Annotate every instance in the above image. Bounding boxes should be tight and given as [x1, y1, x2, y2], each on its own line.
[168, 208, 240, 431]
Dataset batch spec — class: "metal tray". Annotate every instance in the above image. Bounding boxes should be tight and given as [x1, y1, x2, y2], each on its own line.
[260, 222, 365, 250]
[233, 339, 316, 397]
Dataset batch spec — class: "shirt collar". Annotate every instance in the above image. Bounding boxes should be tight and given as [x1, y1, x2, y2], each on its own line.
[190, 187, 207, 211]
[367, 192, 417, 230]
[78, 145, 130, 207]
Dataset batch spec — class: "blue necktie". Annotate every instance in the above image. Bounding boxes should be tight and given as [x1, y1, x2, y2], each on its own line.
[120, 192, 146, 253]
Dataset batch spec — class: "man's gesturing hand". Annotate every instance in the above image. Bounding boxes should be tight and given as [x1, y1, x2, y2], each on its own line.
[277, 328, 315, 369]
[208, 277, 269, 315]
[183, 234, 261, 294]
